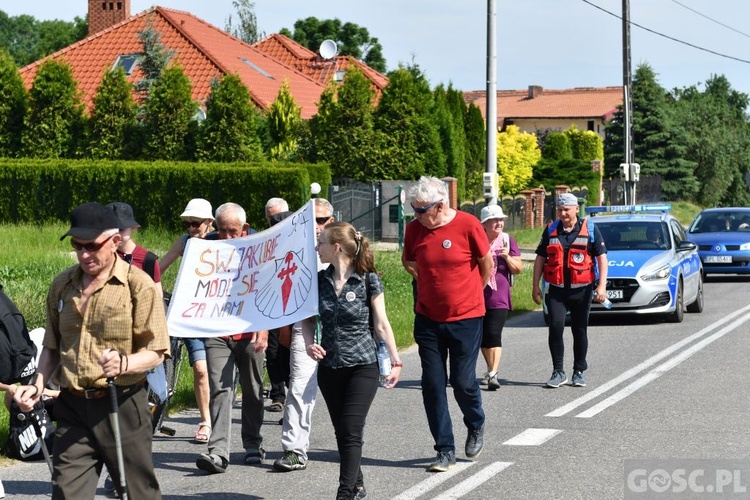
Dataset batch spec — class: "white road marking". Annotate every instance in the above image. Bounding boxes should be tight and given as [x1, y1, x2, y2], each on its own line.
[576, 311, 750, 418]
[546, 304, 750, 417]
[431, 462, 514, 499]
[503, 428, 562, 446]
[390, 462, 475, 500]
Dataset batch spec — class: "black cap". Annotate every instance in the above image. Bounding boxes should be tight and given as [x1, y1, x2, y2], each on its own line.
[60, 202, 121, 241]
[107, 201, 141, 230]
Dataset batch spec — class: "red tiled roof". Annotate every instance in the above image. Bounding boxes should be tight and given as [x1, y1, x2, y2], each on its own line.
[464, 86, 623, 127]
[18, 7, 327, 118]
[253, 34, 388, 99]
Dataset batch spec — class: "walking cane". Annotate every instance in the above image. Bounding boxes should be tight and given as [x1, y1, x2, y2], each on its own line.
[27, 402, 54, 475]
[107, 378, 129, 500]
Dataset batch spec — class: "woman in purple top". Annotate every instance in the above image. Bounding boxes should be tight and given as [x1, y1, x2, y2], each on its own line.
[479, 205, 523, 390]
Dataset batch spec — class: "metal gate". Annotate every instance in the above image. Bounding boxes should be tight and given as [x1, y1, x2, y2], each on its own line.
[328, 180, 381, 240]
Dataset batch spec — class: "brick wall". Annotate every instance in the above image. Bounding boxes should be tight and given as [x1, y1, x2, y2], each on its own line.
[88, 0, 131, 36]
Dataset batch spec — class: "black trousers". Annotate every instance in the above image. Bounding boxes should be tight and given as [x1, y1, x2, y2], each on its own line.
[52, 387, 160, 499]
[546, 283, 593, 373]
[317, 362, 378, 498]
[266, 328, 290, 403]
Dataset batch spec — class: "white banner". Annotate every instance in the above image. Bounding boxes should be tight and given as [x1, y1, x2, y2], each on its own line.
[166, 201, 318, 337]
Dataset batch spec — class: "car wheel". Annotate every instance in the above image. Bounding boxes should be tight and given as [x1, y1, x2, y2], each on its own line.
[667, 279, 684, 323]
[686, 274, 704, 313]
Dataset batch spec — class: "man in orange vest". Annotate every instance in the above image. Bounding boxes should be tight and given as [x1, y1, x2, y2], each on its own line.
[531, 193, 608, 388]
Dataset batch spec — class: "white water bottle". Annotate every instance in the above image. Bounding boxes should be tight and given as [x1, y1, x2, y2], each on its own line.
[377, 341, 391, 386]
[594, 291, 613, 309]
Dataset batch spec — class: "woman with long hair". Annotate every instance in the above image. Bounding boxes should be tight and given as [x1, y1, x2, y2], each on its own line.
[307, 222, 401, 500]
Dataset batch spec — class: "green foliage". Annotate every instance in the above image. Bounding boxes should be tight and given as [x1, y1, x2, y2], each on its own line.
[21, 59, 84, 159]
[433, 85, 466, 198]
[87, 67, 137, 160]
[532, 158, 599, 205]
[542, 132, 572, 160]
[134, 22, 174, 99]
[266, 79, 303, 161]
[0, 158, 329, 231]
[0, 11, 87, 67]
[197, 74, 263, 162]
[496, 125, 539, 195]
[564, 126, 603, 161]
[464, 103, 485, 199]
[373, 65, 445, 180]
[143, 65, 197, 161]
[224, 0, 265, 44]
[280, 17, 386, 73]
[0, 49, 27, 157]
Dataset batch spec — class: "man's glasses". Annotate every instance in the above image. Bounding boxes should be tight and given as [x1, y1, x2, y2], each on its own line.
[71, 234, 114, 253]
[183, 220, 205, 229]
[411, 200, 442, 214]
[315, 216, 332, 225]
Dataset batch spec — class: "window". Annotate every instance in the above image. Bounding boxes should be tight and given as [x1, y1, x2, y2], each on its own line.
[587, 120, 595, 131]
[239, 58, 273, 79]
[334, 70, 346, 82]
[112, 54, 140, 75]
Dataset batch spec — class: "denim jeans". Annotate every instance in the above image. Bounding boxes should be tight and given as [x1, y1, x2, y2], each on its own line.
[413, 314, 485, 454]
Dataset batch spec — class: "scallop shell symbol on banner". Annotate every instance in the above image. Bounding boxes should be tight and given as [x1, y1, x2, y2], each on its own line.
[256, 250, 313, 319]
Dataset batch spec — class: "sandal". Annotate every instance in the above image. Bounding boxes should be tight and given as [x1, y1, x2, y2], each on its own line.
[194, 421, 212, 443]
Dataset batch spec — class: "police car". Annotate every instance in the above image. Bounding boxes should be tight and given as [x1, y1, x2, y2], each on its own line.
[586, 204, 704, 322]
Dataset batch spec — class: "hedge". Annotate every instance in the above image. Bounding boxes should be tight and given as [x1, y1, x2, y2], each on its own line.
[0, 159, 331, 231]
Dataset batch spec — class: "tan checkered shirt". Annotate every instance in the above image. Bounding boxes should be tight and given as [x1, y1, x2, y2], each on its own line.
[44, 257, 170, 391]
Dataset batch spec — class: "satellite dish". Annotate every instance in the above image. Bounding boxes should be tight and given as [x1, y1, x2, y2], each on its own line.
[319, 39, 338, 60]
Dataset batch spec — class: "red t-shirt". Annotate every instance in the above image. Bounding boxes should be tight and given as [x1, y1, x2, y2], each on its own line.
[404, 210, 490, 322]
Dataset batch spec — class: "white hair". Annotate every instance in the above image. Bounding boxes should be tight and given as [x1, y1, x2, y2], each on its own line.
[407, 176, 448, 204]
[265, 197, 289, 214]
[313, 198, 334, 217]
[215, 202, 246, 225]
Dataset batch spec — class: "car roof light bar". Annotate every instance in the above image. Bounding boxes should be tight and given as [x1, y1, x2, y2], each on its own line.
[585, 204, 672, 215]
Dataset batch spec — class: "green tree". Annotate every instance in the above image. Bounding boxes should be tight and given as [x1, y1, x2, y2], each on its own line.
[266, 79, 302, 160]
[564, 126, 603, 161]
[142, 65, 196, 161]
[87, 67, 137, 160]
[224, 0, 265, 44]
[197, 73, 263, 162]
[21, 59, 84, 158]
[433, 85, 466, 198]
[496, 125, 539, 195]
[134, 22, 174, 99]
[373, 65, 445, 180]
[0, 12, 87, 67]
[0, 48, 27, 157]
[464, 102, 485, 199]
[280, 17, 386, 73]
[674, 75, 750, 206]
[543, 132, 572, 160]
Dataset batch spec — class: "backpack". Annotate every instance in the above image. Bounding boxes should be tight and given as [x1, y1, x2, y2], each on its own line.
[142, 250, 158, 282]
[0, 283, 37, 384]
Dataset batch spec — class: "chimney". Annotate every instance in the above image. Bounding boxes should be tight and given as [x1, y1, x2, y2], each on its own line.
[528, 85, 543, 99]
[88, 0, 131, 36]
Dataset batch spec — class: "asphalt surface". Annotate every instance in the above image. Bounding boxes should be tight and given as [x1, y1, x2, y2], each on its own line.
[2, 275, 749, 499]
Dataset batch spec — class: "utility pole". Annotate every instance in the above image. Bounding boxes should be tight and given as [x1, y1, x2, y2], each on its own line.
[484, 0, 498, 205]
[622, 0, 635, 204]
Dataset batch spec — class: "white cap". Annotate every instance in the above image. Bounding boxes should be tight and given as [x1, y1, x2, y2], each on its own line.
[480, 205, 508, 223]
[180, 198, 214, 220]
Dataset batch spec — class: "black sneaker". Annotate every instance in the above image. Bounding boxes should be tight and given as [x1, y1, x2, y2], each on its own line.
[427, 450, 456, 472]
[354, 486, 367, 499]
[465, 425, 484, 460]
[487, 374, 501, 391]
[244, 447, 266, 465]
[196, 453, 228, 474]
[273, 451, 307, 472]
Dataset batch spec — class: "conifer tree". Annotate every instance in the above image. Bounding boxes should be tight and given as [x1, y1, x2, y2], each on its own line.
[464, 102, 485, 199]
[197, 73, 263, 162]
[88, 66, 137, 159]
[0, 49, 27, 157]
[266, 79, 302, 161]
[21, 59, 84, 158]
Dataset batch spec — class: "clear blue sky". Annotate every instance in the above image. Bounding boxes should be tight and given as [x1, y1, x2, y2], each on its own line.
[4, 0, 750, 94]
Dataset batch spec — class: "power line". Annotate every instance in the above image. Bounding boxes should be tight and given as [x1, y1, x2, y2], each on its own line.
[669, 0, 750, 40]
[581, 0, 750, 65]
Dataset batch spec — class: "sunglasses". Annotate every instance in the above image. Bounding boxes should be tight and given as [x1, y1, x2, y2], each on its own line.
[315, 216, 332, 225]
[71, 234, 115, 253]
[183, 220, 205, 229]
[411, 200, 442, 214]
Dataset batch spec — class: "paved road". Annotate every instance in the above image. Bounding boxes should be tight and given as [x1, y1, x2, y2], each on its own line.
[2, 275, 749, 499]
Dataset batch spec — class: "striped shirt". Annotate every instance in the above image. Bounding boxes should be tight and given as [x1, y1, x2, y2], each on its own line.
[44, 257, 170, 390]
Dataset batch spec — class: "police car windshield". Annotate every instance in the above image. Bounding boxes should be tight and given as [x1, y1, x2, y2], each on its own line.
[597, 222, 671, 251]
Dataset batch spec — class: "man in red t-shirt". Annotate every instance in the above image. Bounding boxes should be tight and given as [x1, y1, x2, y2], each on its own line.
[402, 176, 493, 473]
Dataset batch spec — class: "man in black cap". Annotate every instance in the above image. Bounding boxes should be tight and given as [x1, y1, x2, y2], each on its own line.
[531, 192, 608, 388]
[14, 201, 170, 499]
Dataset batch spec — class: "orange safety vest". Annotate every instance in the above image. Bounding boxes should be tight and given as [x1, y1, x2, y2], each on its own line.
[542, 219, 596, 286]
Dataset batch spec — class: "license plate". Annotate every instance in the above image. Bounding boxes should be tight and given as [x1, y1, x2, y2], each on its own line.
[705, 255, 732, 263]
[606, 290, 623, 299]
